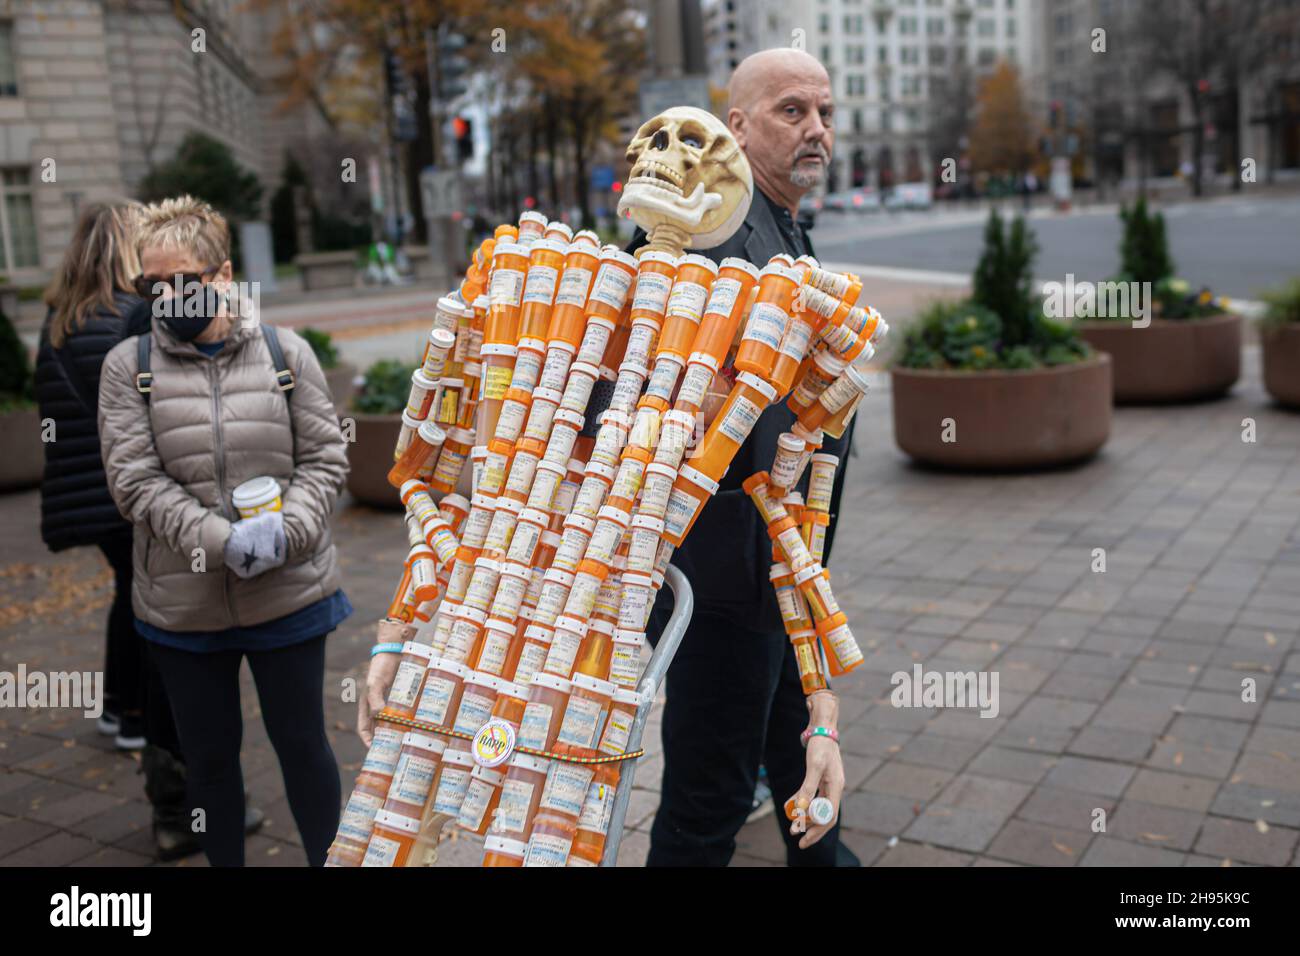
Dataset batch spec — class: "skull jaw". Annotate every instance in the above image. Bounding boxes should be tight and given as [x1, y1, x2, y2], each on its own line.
[619, 180, 752, 253]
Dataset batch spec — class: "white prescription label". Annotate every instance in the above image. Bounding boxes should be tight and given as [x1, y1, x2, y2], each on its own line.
[522, 265, 559, 305]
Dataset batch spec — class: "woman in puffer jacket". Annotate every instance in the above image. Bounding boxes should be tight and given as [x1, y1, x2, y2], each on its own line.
[98, 195, 351, 867]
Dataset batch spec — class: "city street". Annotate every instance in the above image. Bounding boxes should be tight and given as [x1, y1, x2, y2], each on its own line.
[810, 190, 1300, 300]
[2, 332, 1297, 867]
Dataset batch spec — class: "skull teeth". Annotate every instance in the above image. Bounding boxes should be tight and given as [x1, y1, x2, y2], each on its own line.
[629, 159, 684, 190]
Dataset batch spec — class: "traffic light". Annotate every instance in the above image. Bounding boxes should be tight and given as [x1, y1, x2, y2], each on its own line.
[452, 115, 473, 163]
[438, 32, 470, 100]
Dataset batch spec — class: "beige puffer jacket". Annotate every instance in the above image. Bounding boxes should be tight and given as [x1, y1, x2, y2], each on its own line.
[98, 317, 348, 632]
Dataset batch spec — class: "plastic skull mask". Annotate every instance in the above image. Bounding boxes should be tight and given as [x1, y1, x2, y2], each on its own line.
[618, 106, 752, 250]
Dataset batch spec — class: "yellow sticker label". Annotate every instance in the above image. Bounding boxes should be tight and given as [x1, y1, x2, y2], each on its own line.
[484, 364, 513, 401]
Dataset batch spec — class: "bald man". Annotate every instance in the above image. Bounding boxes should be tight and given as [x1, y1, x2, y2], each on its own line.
[629, 49, 859, 868]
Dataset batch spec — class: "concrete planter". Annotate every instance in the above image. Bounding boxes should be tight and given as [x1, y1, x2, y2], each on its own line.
[891, 355, 1112, 470]
[323, 361, 359, 413]
[1077, 314, 1241, 403]
[0, 405, 46, 492]
[294, 250, 359, 291]
[401, 245, 448, 285]
[345, 412, 402, 509]
[1261, 323, 1300, 408]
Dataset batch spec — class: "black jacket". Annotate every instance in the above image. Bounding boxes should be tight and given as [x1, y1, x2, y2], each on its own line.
[35, 293, 150, 550]
[629, 189, 855, 634]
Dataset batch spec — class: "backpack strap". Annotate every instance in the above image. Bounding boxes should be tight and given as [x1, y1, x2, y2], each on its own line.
[135, 333, 153, 403]
[261, 324, 295, 401]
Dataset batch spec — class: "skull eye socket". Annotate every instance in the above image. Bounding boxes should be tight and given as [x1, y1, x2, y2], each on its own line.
[679, 124, 706, 149]
[651, 129, 669, 150]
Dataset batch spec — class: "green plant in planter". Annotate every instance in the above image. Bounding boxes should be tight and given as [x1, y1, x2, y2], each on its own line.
[896, 210, 1091, 370]
[300, 326, 340, 369]
[352, 359, 416, 414]
[1152, 276, 1228, 320]
[1118, 197, 1173, 286]
[1259, 278, 1300, 329]
[0, 306, 34, 411]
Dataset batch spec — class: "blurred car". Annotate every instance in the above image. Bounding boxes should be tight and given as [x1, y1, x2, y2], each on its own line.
[798, 193, 822, 227]
[823, 188, 881, 213]
[885, 182, 933, 211]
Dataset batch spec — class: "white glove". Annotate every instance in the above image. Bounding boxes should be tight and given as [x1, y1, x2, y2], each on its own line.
[224, 511, 287, 579]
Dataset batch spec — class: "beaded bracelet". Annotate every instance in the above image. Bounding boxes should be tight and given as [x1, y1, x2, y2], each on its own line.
[800, 726, 839, 748]
[371, 642, 404, 657]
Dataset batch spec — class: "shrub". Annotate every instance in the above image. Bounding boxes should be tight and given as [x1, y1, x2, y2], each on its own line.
[352, 359, 415, 414]
[1118, 197, 1173, 286]
[1259, 277, 1300, 328]
[0, 304, 33, 409]
[300, 327, 339, 370]
[972, 208, 1038, 348]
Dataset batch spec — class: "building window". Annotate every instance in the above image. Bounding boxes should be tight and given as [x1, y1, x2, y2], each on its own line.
[822, 44, 832, 63]
[845, 74, 866, 97]
[978, 0, 994, 6]
[977, 18, 995, 36]
[901, 75, 922, 96]
[1, 168, 38, 270]
[853, 109, 863, 132]
[928, 45, 947, 66]
[847, 44, 866, 65]
[844, 14, 864, 33]
[0, 21, 18, 96]
[819, 13, 830, 31]
[878, 45, 888, 64]
[1006, 18, 1017, 37]
[926, 17, 945, 35]
[977, 47, 997, 66]
[899, 15, 918, 34]
[900, 45, 919, 64]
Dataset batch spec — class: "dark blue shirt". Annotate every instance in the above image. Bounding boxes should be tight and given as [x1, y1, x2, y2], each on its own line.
[136, 589, 353, 653]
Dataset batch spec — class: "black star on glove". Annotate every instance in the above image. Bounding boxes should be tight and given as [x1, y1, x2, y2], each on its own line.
[241, 548, 258, 573]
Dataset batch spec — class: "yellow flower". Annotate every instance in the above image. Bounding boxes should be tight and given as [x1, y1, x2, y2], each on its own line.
[972, 345, 985, 357]
[1197, 290, 1212, 305]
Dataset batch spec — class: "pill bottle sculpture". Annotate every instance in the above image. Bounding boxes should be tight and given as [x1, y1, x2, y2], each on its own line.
[328, 106, 889, 868]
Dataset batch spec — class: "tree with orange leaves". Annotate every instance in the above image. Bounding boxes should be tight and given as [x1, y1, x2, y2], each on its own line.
[968, 61, 1036, 177]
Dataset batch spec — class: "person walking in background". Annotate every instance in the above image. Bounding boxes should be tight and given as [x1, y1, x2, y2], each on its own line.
[98, 195, 351, 866]
[34, 200, 209, 860]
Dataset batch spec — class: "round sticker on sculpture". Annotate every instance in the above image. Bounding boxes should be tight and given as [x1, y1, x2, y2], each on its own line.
[472, 717, 517, 768]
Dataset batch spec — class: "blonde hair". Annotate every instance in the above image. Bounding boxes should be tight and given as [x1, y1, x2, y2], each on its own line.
[44, 200, 143, 348]
[136, 194, 231, 271]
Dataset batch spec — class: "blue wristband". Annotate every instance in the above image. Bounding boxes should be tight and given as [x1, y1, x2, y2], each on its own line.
[371, 642, 404, 657]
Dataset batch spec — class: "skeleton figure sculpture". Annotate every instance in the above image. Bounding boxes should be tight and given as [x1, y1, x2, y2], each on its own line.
[618, 106, 753, 257]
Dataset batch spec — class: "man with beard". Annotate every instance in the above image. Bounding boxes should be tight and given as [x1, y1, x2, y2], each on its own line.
[627, 48, 859, 867]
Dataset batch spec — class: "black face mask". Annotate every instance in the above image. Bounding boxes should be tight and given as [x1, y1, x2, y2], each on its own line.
[156, 282, 223, 343]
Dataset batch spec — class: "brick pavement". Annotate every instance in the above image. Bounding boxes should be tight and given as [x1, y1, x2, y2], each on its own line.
[2, 344, 1298, 867]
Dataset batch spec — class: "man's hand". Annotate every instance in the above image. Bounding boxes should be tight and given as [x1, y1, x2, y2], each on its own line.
[788, 690, 844, 849]
[357, 619, 414, 746]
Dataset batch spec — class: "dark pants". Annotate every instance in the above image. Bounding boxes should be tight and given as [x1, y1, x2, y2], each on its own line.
[149, 635, 341, 867]
[97, 534, 145, 717]
[645, 609, 841, 867]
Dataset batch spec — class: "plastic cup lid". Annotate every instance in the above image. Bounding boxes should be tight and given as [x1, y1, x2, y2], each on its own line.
[736, 371, 778, 402]
[571, 673, 615, 697]
[719, 257, 761, 279]
[232, 476, 282, 508]
[678, 253, 719, 275]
